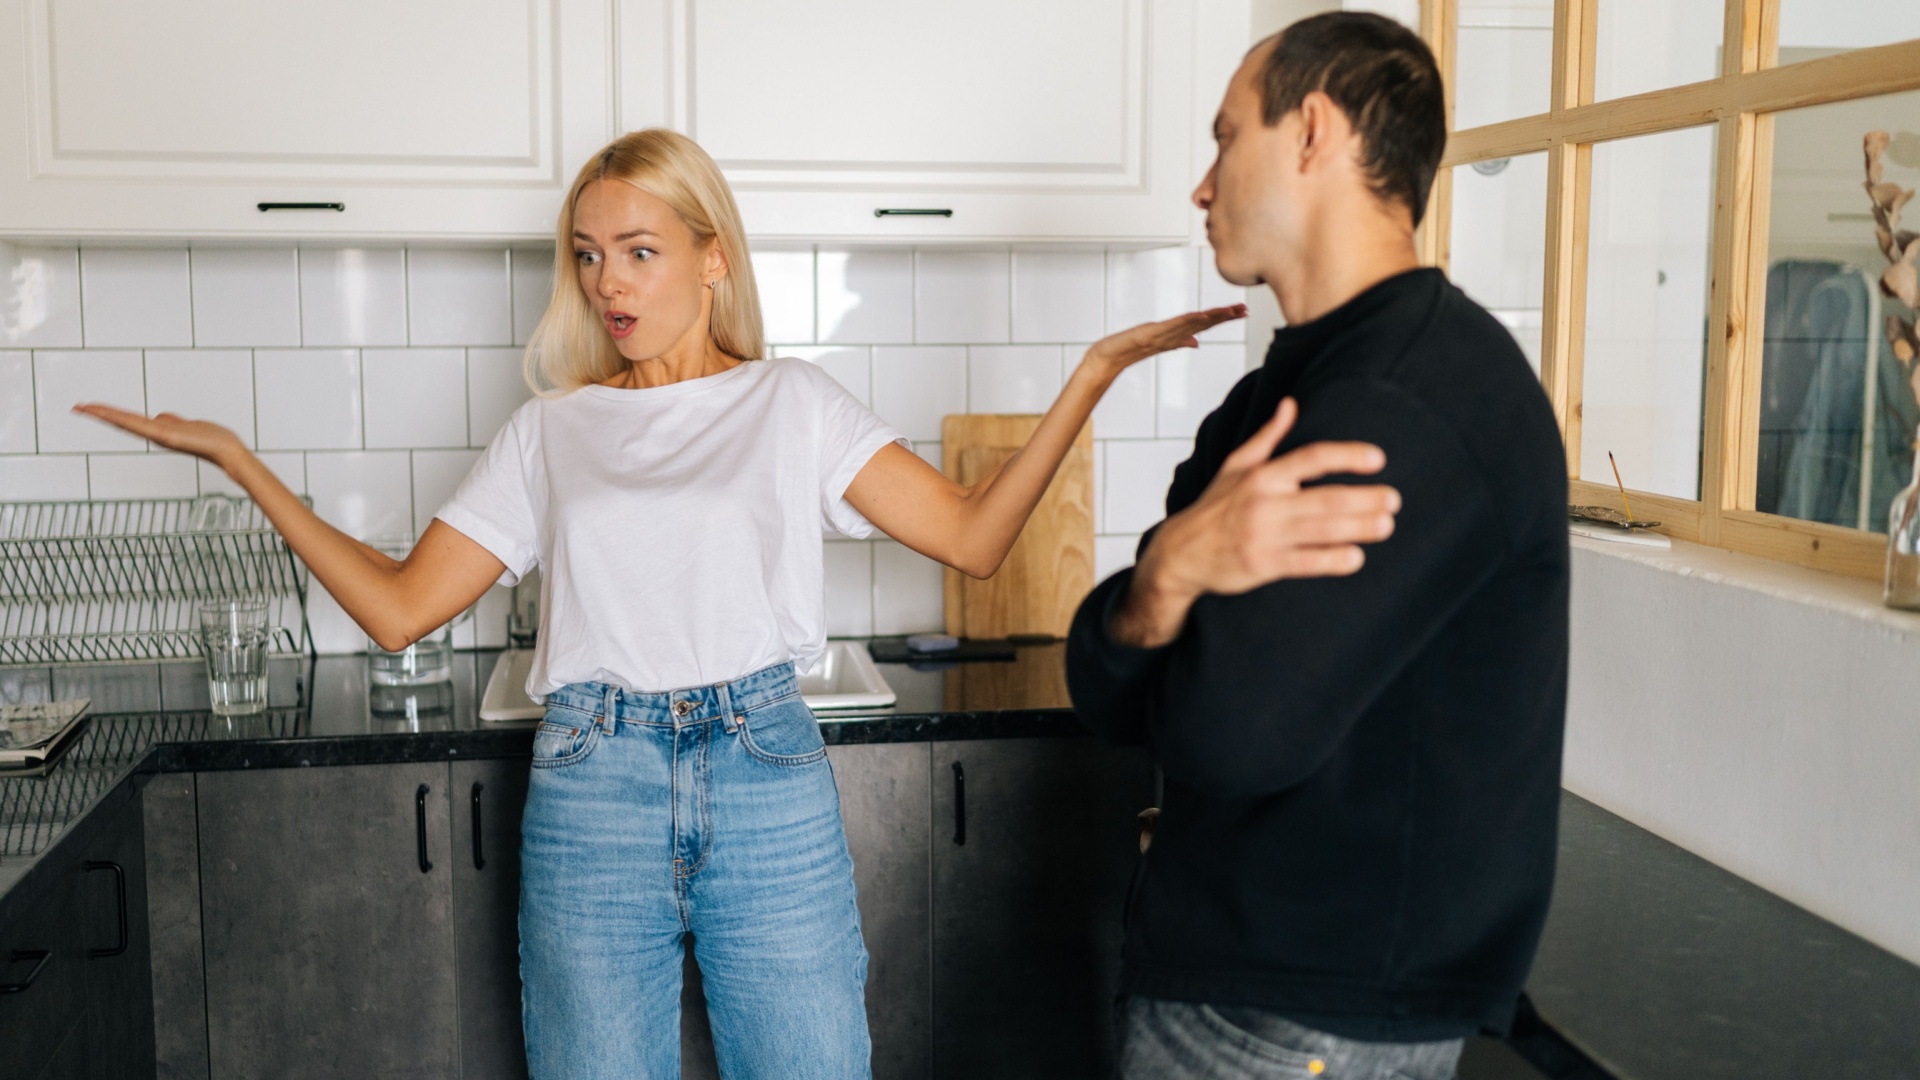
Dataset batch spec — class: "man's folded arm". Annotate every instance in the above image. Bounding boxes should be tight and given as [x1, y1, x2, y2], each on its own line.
[1070, 383, 1507, 798]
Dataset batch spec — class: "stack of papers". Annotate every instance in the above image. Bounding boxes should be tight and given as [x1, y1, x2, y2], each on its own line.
[0, 699, 92, 772]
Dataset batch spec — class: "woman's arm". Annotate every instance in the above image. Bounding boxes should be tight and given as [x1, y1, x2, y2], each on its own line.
[72, 405, 504, 650]
[845, 305, 1245, 578]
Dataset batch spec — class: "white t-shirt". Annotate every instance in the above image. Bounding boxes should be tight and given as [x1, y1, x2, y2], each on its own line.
[435, 357, 904, 696]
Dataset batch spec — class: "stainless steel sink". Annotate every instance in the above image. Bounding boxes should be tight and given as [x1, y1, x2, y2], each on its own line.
[479, 640, 895, 721]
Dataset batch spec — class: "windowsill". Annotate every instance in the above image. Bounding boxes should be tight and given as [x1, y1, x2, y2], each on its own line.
[1570, 532, 1920, 636]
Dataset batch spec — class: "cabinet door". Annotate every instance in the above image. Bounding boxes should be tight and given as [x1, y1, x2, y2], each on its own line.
[79, 793, 156, 1080]
[679, 742, 933, 1080]
[451, 758, 531, 1080]
[0, 0, 612, 239]
[929, 738, 1155, 1080]
[0, 862, 82, 1080]
[197, 763, 458, 1080]
[617, 0, 1195, 241]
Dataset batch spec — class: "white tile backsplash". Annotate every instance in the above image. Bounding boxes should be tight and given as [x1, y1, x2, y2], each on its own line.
[915, 250, 1009, 344]
[407, 248, 512, 346]
[1011, 250, 1106, 344]
[0, 352, 33, 452]
[468, 347, 533, 448]
[300, 248, 408, 347]
[33, 350, 145, 452]
[510, 247, 555, 347]
[363, 348, 467, 449]
[872, 345, 967, 442]
[1, 247, 83, 348]
[967, 345, 1062, 414]
[306, 450, 413, 541]
[818, 249, 913, 344]
[88, 454, 197, 499]
[7, 240, 1239, 653]
[254, 348, 363, 451]
[81, 249, 193, 348]
[144, 350, 256, 449]
[189, 247, 301, 347]
[1095, 533, 1141, 582]
[753, 249, 816, 346]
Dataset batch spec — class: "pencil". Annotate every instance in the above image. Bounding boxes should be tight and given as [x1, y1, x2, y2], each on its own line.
[1607, 452, 1634, 523]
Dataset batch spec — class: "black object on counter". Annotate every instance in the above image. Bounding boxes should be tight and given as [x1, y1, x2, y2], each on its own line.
[868, 637, 1017, 665]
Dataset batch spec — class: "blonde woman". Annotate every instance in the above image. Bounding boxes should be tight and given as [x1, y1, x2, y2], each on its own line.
[77, 129, 1242, 1077]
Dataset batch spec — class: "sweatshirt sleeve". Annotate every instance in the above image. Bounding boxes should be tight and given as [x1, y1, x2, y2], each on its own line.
[1066, 378, 1507, 799]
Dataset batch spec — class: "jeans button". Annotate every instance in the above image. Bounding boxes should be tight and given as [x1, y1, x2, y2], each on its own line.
[672, 700, 693, 718]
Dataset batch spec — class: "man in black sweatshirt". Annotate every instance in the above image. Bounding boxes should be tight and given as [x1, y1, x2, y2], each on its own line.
[1067, 13, 1569, 1080]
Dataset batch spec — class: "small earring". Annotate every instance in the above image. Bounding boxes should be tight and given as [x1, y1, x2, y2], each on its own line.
[704, 279, 716, 290]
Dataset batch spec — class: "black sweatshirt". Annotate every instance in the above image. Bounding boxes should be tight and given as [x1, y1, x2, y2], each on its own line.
[1067, 268, 1569, 1040]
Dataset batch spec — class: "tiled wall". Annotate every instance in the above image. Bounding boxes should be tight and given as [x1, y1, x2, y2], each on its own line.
[0, 243, 1246, 652]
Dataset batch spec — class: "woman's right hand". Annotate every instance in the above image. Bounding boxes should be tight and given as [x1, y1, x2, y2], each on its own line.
[71, 404, 248, 469]
[1081, 304, 1248, 378]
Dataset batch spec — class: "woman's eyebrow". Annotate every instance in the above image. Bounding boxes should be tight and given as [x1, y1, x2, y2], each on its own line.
[570, 228, 660, 243]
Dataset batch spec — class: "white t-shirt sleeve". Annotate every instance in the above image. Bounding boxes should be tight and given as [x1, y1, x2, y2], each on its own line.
[813, 369, 908, 539]
[433, 406, 541, 586]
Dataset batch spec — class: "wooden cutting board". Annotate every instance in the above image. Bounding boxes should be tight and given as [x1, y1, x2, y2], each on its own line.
[941, 414, 1095, 640]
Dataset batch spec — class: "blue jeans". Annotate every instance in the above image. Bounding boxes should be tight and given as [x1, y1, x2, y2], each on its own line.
[519, 663, 872, 1079]
[1118, 998, 1463, 1080]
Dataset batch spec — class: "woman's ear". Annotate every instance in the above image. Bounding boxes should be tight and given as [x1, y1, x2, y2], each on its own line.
[704, 240, 729, 288]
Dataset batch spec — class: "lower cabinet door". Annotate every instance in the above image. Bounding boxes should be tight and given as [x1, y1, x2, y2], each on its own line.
[196, 763, 458, 1080]
[451, 758, 531, 1080]
[0, 862, 83, 1080]
[680, 741, 934, 1080]
[930, 738, 1156, 1080]
[79, 792, 155, 1080]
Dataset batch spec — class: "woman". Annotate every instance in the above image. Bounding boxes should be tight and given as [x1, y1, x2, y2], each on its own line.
[78, 129, 1242, 1078]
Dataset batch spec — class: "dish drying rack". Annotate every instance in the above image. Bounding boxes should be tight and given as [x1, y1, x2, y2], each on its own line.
[0, 496, 312, 667]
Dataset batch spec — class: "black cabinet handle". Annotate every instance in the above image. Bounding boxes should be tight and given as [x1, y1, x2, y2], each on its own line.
[83, 861, 128, 958]
[0, 950, 50, 994]
[951, 761, 966, 846]
[257, 201, 345, 212]
[874, 207, 953, 218]
[470, 781, 486, 871]
[416, 784, 433, 874]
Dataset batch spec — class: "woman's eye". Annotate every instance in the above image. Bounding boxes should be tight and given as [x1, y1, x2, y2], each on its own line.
[631, 248, 655, 262]
[573, 250, 600, 266]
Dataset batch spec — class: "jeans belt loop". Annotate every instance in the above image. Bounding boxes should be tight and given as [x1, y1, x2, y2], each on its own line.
[600, 684, 618, 734]
[717, 679, 736, 733]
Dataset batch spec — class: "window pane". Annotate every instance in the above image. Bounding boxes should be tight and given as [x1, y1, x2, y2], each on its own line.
[1777, 1, 1920, 58]
[1581, 126, 1718, 500]
[1757, 89, 1920, 532]
[1593, 0, 1722, 101]
[1449, 152, 1548, 373]
[1454, 0, 1554, 129]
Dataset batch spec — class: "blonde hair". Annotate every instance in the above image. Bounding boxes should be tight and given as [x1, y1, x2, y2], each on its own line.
[524, 129, 764, 394]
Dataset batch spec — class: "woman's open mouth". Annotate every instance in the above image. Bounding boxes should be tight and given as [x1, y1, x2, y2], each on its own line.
[605, 311, 636, 338]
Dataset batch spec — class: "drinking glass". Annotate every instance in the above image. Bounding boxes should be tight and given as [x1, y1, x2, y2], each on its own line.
[200, 599, 271, 716]
[365, 536, 466, 686]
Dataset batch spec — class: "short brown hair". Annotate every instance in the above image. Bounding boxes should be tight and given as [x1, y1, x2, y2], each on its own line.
[1256, 13, 1446, 227]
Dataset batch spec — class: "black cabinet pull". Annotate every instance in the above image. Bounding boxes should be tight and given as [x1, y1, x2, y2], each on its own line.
[416, 783, 433, 874]
[257, 201, 345, 212]
[0, 950, 50, 994]
[951, 761, 966, 846]
[470, 781, 486, 871]
[874, 207, 953, 218]
[83, 861, 128, 958]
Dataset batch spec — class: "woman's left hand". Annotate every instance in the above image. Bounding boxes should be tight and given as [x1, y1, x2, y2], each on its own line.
[1082, 304, 1247, 375]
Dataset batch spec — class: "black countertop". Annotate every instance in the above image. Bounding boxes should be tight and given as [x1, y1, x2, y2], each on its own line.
[5, 648, 1919, 1078]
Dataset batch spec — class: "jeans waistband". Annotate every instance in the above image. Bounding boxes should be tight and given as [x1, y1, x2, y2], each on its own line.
[542, 662, 799, 729]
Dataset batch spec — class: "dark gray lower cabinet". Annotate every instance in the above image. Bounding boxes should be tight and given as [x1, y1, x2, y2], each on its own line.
[80, 793, 156, 1080]
[452, 759, 531, 1080]
[196, 763, 458, 1080]
[930, 738, 1156, 1080]
[0, 854, 83, 1080]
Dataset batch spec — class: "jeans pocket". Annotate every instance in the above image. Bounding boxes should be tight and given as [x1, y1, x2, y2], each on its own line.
[530, 708, 601, 769]
[735, 694, 828, 767]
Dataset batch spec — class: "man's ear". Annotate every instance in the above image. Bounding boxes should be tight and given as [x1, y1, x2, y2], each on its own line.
[1295, 91, 1354, 174]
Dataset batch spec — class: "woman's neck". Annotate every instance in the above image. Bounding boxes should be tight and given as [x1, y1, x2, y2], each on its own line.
[607, 337, 742, 390]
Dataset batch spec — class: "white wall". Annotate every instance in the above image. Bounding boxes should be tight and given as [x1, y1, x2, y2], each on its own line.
[1566, 539, 1920, 965]
[0, 242, 1245, 652]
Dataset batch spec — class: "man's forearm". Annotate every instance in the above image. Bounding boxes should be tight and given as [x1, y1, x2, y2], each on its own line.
[1108, 540, 1201, 649]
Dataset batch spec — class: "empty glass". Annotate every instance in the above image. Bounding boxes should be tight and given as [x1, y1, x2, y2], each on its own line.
[200, 599, 270, 716]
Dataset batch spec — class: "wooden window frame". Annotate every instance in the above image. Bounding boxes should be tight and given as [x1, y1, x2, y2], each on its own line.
[1420, 0, 1920, 579]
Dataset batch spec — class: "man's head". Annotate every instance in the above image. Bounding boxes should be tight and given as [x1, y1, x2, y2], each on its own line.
[1197, 13, 1445, 288]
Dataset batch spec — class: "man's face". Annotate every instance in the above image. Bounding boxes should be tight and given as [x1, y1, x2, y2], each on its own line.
[1194, 41, 1302, 288]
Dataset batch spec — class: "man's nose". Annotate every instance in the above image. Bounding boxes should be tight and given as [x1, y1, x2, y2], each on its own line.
[1192, 166, 1216, 211]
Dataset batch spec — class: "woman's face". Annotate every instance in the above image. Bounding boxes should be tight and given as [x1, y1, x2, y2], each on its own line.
[571, 178, 724, 362]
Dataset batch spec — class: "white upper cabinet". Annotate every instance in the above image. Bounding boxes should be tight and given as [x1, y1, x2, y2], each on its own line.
[618, 0, 1198, 242]
[0, 0, 613, 240]
[0, 0, 1199, 242]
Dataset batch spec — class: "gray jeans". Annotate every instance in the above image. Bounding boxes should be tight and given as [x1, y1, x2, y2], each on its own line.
[1117, 997, 1464, 1080]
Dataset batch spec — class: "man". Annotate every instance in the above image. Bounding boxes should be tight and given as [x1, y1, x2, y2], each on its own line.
[1067, 13, 1569, 1080]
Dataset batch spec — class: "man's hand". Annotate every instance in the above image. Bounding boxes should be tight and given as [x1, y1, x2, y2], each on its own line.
[1109, 398, 1400, 648]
